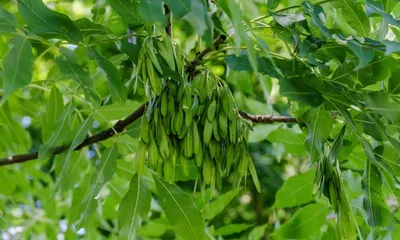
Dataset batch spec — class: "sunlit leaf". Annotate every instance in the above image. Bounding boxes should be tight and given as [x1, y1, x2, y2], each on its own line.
[302, 106, 333, 162]
[88, 48, 127, 102]
[267, 128, 306, 155]
[2, 36, 33, 98]
[153, 174, 205, 240]
[77, 144, 118, 228]
[119, 173, 151, 240]
[214, 223, 253, 236]
[203, 189, 240, 221]
[108, 0, 145, 29]
[0, 6, 16, 34]
[139, 0, 166, 25]
[272, 203, 330, 238]
[273, 169, 316, 208]
[18, 0, 82, 41]
[75, 18, 111, 37]
[39, 100, 75, 159]
[164, 0, 191, 19]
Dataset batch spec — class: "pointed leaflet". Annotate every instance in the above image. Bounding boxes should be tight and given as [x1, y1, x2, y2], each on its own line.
[118, 174, 151, 240]
[214, 224, 253, 236]
[218, 0, 257, 70]
[54, 55, 94, 90]
[273, 203, 330, 238]
[248, 158, 261, 193]
[77, 144, 118, 228]
[2, 36, 34, 98]
[42, 86, 64, 142]
[55, 116, 93, 191]
[301, 106, 333, 162]
[362, 160, 394, 237]
[88, 48, 127, 102]
[139, 0, 167, 25]
[266, 129, 306, 155]
[302, 1, 330, 38]
[203, 189, 241, 221]
[39, 100, 75, 159]
[164, 0, 191, 19]
[153, 174, 205, 240]
[183, 0, 213, 47]
[365, 0, 400, 27]
[17, 0, 82, 42]
[279, 76, 323, 107]
[108, 0, 145, 29]
[364, 91, 400, 123]
[326, 0, 370, 36]
[74, 18, 111, 37]
[273, 169, 316, 208]
[0, 6, 17, 34]
[0, 105, 31, 153]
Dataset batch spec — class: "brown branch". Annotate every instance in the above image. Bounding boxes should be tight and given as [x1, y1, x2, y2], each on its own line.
[0, 105, 146, 167]
[239, 110, 297, 123]
[164, 4, 172, 37]
[2, 35, 291, 168]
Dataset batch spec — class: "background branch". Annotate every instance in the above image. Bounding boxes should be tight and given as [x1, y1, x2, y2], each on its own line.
[0, 35, 296, 167]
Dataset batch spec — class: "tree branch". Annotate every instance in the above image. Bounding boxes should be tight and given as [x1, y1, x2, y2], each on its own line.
[239, 111, 297, 123]
[0, 35, 297, 167]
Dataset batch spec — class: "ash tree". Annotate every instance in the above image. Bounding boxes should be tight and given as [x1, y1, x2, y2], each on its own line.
[1, 0, 400, 239]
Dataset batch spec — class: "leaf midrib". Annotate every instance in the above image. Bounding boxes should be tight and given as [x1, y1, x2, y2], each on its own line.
[155, 176, 199, 240]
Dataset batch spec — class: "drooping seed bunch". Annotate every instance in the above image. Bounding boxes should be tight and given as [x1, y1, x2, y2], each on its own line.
[134, 36, 260, 193]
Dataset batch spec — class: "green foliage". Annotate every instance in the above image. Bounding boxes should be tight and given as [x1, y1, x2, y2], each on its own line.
[1, 0, 400, 239]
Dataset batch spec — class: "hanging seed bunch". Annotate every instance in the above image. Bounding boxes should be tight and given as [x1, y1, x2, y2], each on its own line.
[135, 36, 260, 193]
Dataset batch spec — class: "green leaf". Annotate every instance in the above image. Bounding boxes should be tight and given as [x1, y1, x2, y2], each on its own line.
[0, 105, 31, 153]
[164, 0, 191, 19]
[153, 174, 205, 240]
[74, 18, 111, 37]
[388, 68, 400, 94]
[88, 48, 127, 102]
[0, 6, 16, 34]
[42, 86, 65, 142]
[302, 106, 333, 162]
[55, 55, 94, 90]
[90, 100, 141, 121]
[302, 1, 330, 38]
[183, 0, 213, 47]
[39, 100, 75, 159]
[248, 158, 261, 192]
[138, 218, 172, 238]
[249, 224, 268, 240]
[77, 144, 118, 228]
[267, 128, 306, 155]
[248, 124, 282, 143]
[270, 12, 306, 27]
[108, 0, 145, 29]
[139, 0, 166, 25]
[272, 203, 330, 238]
[118, 174, 151, 240]
[203, 189, 240, 221]
[365, 0, 400, 27]
[55, 116, 93, 191]
[327, 0, 370, 36]
[364, 91, 400, 123]
[384, 40, 400, 55]
[214, 223, 253, 236]
[2, 36, 33, 98]
[18, 0, 82, 42]
[273, 169, 316, 208]
[334, 35, 374, 70]
[362, 160, 394, 237]
[280, 76, 324, 107]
